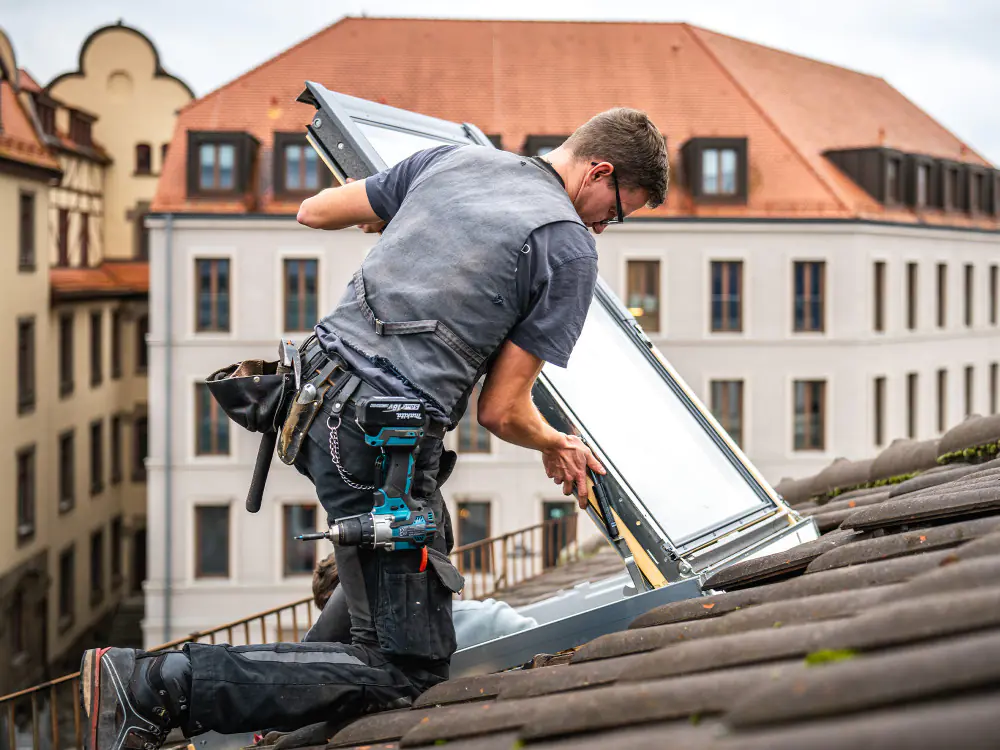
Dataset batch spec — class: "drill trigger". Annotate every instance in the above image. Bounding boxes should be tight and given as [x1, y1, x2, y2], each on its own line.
[419, 546, 428, 572]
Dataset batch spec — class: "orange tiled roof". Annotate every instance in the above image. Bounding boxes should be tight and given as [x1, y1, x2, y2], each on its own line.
[50, 261, 149, 301]
[152, 18, 997, 229]
[0, 78, 60, 173]
[18, 68, 42, 93]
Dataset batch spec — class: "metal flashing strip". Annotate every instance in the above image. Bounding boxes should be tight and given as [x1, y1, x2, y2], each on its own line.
[450, 577, 704, 678]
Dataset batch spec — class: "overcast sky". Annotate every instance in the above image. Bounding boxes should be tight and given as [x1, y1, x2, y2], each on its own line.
[3, 0, 997, 163]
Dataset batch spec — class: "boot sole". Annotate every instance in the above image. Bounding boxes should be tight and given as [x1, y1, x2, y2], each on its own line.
[80, 647, 111, 750]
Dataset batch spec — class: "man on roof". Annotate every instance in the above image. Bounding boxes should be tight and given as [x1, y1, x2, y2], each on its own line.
[79, 106, 669, 750]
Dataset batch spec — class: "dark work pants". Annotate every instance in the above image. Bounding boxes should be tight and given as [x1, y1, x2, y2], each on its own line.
[184, 383, 454, 735]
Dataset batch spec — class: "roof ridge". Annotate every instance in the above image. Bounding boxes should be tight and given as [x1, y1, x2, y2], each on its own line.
[684, 24, 851, 212]
[177, 15, 351, 116]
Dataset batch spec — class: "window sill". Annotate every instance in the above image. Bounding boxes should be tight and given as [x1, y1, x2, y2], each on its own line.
[131, 471, 147, 484]
[58, 614, 74, 635]
[91, 484, 105, 497]
[60, 383, 74, 399]
[136, 366, 148, 377]
[90, 590, 104, 608]
[18, 401, 36, 416]
[18, 265, 36, 274]
[58, 499, 75, 515]
[91, 379, 104, 389]
[111, 474, 122, 486]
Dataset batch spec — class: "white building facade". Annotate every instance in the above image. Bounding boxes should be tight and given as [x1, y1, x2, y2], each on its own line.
[143, 212, 1000, 644]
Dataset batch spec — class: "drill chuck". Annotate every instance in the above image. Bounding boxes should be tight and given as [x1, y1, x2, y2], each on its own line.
[297, 513, 396, 550]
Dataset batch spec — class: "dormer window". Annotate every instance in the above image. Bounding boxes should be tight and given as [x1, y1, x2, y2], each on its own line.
[682, 137, 749, 202]
[943, 164, 961, 211]
[916, 163, 930, 207]
[186, 131, 258, 197]
[200, 143, 235, 190]
[273, 133, 331, 197]
[36, 100, 55, 136]
[886, 157, 902, 204]
[69, 111, 93, 147]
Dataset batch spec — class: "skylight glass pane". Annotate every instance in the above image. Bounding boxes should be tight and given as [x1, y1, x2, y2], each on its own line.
[356, 122, 464, 167]
[543, 297, 771, 545]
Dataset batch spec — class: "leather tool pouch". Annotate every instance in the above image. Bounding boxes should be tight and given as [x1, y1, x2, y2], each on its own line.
[205, 359, 294, 434]
[277, 398, 322, 466]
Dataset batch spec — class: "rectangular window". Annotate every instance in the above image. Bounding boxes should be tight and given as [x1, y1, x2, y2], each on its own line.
[990, 265, 998, 326]
[195, 505, 230, 578]
[793, 261, 826, 333]
[59, 546, 75, 623]
[873, 261, 886, 332]
[709, 380, 744, 447]
[793, 380, 826, 451]
[710, 261, 743, 332]
[111, 516, 123, 586]
[80, 212, 90, 266]
[58, 208, 69, 266]
[457, 501, 491, 573]
[937, 263, 947, 328]
[195, 382, 230, 456]
[991, 363, 998, 415]
[111, 415, 122, 485]
[907, 373, 918, 439]
[90, 311, 103, 387]
[37, 102, 55, 136]
[283, 259, 319, 332]
[19, 192, 35, 271]
[886, 158, 900, 203]
[136, 314, 149, 373]
[59, 430, 75, 513]
[937, 369, 948, 433]
[626, 260, 660, 333]
[17, 317, 35, 414]
[965, 365, 974, 417]
[16, 446, 36, 542]
[542, 501, 577, 568]
[965, 264, 974, 327]
[195, 259, 231, 332]
[59, 312, 74, 397]
[90, 419, 104, 496]
[198, 143, 236, 190]
[947, 168, 960, 210]
[457, 382, 490, 453]
[133, 416, 148, 482]
[283, 505, 317, 576]
[916, 164, 930, 208]
[702, 148, 738, 195]
[111, 310, 122, 379]
[874, 376, 886, 447]
[70, 113, 92, 147]
[10, 590, 25, 656]
[906, 262, 918, 330]
[284, 143, 320, 192]
[90, 528, 104, 606]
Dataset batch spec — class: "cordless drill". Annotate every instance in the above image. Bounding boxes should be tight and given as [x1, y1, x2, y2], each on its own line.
[297, 397, 437, 551]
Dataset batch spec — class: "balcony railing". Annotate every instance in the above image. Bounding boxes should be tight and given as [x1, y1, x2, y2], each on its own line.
[451, 513, 579, 599]
[0, 596, 316, 750]
[0, 513, 580, 748]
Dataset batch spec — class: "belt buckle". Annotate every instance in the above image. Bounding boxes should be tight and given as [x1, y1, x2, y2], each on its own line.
[374, 318, 385, 336]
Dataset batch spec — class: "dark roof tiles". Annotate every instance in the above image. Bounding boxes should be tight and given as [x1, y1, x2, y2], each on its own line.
[938, 413, 1000, 457]
[812, 457, 874, 497]
[888, 462, 985, 497]
[842, 485, 1000, 530]
[869, 438, 941, 481]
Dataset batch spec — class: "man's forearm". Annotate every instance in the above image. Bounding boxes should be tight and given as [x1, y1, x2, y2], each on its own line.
[480, 392, 564, 454]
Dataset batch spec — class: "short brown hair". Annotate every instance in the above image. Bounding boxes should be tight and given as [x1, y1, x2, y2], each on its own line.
[312, 552, 339, 610]
[564, 108, 669, 208]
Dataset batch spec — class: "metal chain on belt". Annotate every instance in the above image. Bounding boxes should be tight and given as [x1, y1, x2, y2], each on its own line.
[327, 413, 376, 491]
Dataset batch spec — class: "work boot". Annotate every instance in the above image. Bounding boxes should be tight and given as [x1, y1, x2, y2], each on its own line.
[79, 647, 193, 750]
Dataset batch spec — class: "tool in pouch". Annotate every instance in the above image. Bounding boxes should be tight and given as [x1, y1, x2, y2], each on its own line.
[297, 397, 439, 556]
[579, 436, 650, 594]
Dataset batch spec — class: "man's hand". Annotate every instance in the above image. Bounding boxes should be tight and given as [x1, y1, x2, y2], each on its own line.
[542, 433, 605, 508]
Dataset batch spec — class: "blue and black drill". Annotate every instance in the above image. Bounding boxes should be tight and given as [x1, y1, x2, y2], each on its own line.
[297, 397, 437, 551]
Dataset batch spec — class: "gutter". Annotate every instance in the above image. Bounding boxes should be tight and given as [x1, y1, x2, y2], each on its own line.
[163, 213, 174, 641]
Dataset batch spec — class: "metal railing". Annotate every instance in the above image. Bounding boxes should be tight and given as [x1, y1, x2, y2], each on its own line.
[0, 596, 316, 750]
[0, 514, 581, 748]
[450, 513, 579, 599]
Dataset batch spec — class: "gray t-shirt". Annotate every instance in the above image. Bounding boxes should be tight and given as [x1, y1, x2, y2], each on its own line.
[316, 145, 597, 421]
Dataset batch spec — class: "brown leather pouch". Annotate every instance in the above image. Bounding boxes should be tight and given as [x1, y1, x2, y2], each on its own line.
[205, 359, 294, 434]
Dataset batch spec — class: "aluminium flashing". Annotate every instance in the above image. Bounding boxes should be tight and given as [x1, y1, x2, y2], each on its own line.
[297, 81, 816, 596]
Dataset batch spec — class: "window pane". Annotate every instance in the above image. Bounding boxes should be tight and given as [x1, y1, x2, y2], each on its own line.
[626, 260, 660, 333]
[457, 382, 490, 453]
[702, 149, 718, 194]
[304, 147, 319, 189]
[284, 505, 317, 575]
[285, 260, 300, 331]
[216, 260, 230, 331]
[196, 506, 230, 577]
[285, 145, 302, 190]
[304, 259, 318, 325]
[218, 144, 235, 189]
[458, 501, 490, 572]
[720, 149, 737, 194]
[199, 144, 215, 189]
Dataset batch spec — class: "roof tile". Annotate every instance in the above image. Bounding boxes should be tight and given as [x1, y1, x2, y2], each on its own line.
[842, 487, 1000, 531]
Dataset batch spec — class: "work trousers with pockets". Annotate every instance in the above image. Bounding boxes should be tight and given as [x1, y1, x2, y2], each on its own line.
[182, 381, 455, 736]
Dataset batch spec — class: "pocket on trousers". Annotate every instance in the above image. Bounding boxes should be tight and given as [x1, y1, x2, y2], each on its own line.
[375, 550, 464, 661]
